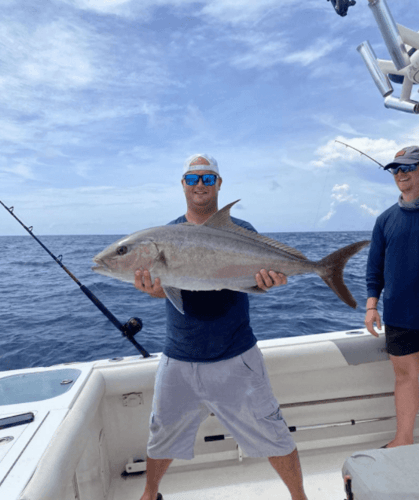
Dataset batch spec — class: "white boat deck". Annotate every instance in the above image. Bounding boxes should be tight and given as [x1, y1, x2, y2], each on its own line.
[3, 330, 419, 500]
[110, 439, 385, 500]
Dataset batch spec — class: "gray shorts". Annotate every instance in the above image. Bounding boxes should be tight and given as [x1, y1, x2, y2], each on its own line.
[147, 345, 296, 460]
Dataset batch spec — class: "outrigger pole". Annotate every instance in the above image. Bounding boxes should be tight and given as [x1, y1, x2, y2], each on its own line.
[0, 200, 151, 358]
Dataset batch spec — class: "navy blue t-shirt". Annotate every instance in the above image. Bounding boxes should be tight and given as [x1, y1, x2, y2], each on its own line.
[163, 215, 258, 362]
[366, 203, 419, 329]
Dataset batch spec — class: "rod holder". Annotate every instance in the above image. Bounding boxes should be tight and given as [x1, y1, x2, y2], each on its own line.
[357, 41, 393, 97]
[384, 96, 419, 114]
[368, 0, 410, 71]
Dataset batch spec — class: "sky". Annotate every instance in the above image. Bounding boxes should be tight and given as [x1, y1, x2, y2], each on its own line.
[0, 0, 418, 235]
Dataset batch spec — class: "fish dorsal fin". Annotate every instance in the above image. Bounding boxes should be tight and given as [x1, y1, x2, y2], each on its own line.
[202, 200, 241, 230]
[203, 200, 308, 261]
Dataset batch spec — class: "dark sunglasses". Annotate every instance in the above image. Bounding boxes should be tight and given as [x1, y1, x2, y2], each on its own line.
[390, 163, 419, 175]
[183, 174, 218, 186]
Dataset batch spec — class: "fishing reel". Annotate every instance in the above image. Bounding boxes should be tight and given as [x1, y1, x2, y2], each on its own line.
[122, 317, 143, 339]
[327, 0, 356, 17]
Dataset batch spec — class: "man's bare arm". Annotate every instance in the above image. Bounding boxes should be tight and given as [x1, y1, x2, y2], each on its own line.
[364, 297, 381, 337]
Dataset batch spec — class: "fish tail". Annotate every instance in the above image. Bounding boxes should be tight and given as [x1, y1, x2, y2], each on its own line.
[317, 240, 370, 309]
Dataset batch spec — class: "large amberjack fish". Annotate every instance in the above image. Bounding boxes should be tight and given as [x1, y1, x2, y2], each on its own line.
[92, 201, 370, 314]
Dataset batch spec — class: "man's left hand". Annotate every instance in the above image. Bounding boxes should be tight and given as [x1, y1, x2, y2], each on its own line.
[256, 270, 287, 290]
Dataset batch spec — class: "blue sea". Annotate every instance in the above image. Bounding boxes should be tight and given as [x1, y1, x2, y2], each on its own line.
[0, 232, 376, 372]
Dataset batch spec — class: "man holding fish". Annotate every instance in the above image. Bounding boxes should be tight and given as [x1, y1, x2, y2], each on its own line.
[134, 154, 308, 500]
[92, 153, 368, 500]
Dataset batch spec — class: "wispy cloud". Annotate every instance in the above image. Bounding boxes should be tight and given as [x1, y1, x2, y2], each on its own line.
[228, 32, 344, 71]
[319, 183, 385, 229]
[4, 183, 184, 234]
[360, 204, 380, 217]
[320, 183, 356, 222]
[200, 0, 292, 25]
[0, 163, 36, 181]
[0, 0, 417, 236]
[0, 19, 97, 106]
[60, 0, 330, 24]
[283, 37, 342, 67]
[314, 117, 360, 137]
[0, 4, 181, 174]
[229, 33, 287, 69]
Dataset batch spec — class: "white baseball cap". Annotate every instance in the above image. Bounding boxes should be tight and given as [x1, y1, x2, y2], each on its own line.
[183, 154, 220, 176]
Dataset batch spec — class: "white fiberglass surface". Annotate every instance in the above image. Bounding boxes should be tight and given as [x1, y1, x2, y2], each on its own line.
[108, 439, 388, 500]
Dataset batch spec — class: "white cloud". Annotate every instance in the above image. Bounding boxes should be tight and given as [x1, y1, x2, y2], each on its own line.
[360, 204, 380, 217]
[320, 183, 356, 223]
[57, 0, 338, 25]
[319, 183, 383, 229]
[1, 163, 36, 180]
[4, 183, 185, 235]
[200, 0, 293, 25]
[0, 7, 181, 167]
[0, 119, 32, 144]
[283, 38, 342, 67]
[229, 32, 342, 71]
[61, 0, 297, 24]
[68, 0, 130, 10]
[23, 25, 94, 89]
[313, 116, 360, 137]
[331, 183, 356, 203]
[59, 0, 139, 16]
[0, 20, 96, 95]
[320, 207, 335, 223]
[230, 35, 287, 69]
[183, 103, 212, 132]
[0, 0, 416, 237]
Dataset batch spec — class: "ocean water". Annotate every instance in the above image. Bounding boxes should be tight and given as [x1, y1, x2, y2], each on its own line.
[0, 232, 376, 372]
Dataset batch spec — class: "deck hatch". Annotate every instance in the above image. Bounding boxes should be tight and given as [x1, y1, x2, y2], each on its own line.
[0, 368, 81, 405]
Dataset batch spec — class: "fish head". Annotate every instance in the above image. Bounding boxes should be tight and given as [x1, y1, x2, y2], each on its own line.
[92, 230, 159, 283]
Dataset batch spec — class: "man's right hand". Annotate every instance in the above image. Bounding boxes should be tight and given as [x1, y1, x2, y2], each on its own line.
[135, 269, 166, 299]
[364, 308, 382, 337]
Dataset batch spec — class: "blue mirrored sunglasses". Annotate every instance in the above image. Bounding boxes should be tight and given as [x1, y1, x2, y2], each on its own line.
[390, 163, 419, 175]
[183, 174, 218, 186]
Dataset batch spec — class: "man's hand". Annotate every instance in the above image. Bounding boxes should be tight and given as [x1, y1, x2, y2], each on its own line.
[134, 269, 166, 298]
[365, 308, 382, 338]
[256, 270, 287, 290]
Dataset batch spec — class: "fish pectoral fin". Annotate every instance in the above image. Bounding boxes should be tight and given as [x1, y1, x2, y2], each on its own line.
[157, 250, 167, 265]
[163, 286, 185, 314]
[241, 286, 267, 294]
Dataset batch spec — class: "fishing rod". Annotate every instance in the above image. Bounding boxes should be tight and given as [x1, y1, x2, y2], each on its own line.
[0, 200, 151, 358]
[335, 140, 386, 169]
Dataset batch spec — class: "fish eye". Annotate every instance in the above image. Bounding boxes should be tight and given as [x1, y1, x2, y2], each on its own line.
[116, 245, 128, 256]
